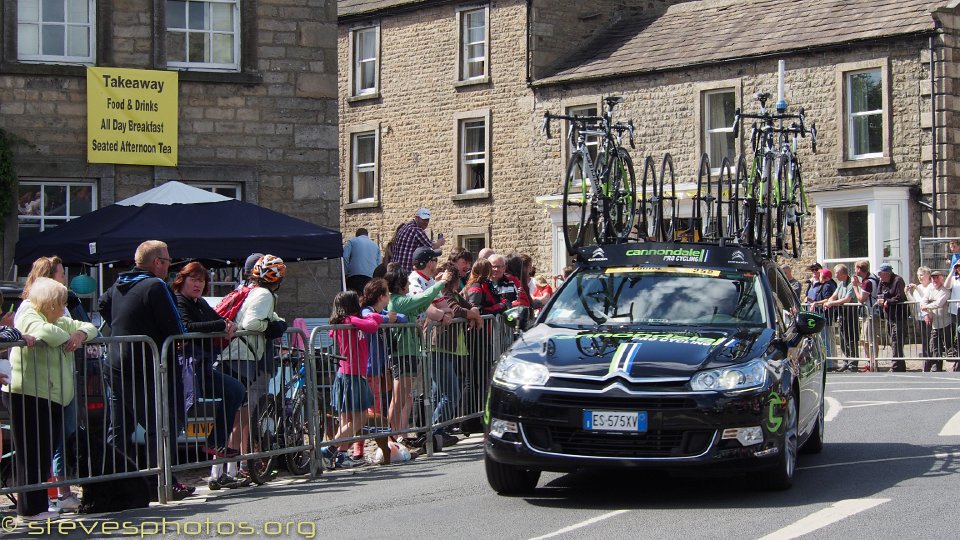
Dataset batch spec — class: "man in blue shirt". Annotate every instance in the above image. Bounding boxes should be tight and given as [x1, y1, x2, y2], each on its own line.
[343, 228, 382, 294]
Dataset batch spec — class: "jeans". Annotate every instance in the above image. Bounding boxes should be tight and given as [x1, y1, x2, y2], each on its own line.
[431, 352, 461, 427]
[52, 398, 77, 480]
[886, 307, 907, 372]
[195, 364, 245, 448]
[107, 363, 183, 472]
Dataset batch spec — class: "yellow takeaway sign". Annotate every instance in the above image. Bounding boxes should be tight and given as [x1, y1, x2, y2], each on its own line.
[87, 67, 178, 166]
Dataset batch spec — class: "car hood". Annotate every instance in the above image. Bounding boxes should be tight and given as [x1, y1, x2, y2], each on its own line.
[509, 324, 774, 378]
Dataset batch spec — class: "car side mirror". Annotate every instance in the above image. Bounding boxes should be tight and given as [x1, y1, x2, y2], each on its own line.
[795, 311, 825, 335]
[503, 306, 532, 330]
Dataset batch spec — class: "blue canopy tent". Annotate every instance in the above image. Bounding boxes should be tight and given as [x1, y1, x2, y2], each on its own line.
[15, 182, 343, 267]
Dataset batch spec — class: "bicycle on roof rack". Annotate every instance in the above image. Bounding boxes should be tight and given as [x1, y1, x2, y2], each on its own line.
[543, 96, 637, 254]
[730, 91, 816, 258]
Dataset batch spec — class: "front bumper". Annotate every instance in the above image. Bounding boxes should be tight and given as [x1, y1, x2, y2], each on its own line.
[484, 383, 785, 473]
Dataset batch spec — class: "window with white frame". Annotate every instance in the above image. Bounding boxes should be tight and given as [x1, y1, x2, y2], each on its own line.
[166, 0, 240, 71]
[192, 183, 241, 199]
[459, 7, 487, 81]
[846, 68, 883, 159]
[810, 187, 909, 275]
[352, 26, 378, 96]
[459, 118, 486, 193]
[17, 0, 96, 64]
[351, 131, 377, 202]
[565, 104, 599, 180]
[459, 235, 486, 261]
[704, 89, 736, 171]
[18, 180, 96, 239]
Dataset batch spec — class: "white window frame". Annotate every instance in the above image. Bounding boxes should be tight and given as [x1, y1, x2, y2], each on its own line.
[17, 179, 98, 235]
[693, 80, 742, 174]
[837, 59, 891, 168]
[846, 69, 883, 160]
[349, 25, 380, 98]
[190, 182, 241, 199]
[344, 124, 380, 209]
[455, 5, 489, 84]
[17, 0, 96, 64]
[351, 131, 377, 203]
[703, 89, 737, 173]
[166, 0, 241, 72]
[453, 109, 491, 199]
[810, 186, 910, 275]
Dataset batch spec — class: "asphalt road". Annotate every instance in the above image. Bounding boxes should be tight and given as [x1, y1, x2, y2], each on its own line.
[8, 373, 960, 540]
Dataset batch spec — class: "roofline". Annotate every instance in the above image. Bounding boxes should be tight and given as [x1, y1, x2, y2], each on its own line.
[532, 29, 939, 88]
[338, 0, 458, 22]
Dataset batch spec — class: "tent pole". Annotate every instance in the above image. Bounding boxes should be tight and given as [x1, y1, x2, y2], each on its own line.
[340, 258, 346, 292]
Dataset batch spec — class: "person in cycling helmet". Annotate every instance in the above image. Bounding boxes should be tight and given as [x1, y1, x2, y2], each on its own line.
[219, 254, 288, 480]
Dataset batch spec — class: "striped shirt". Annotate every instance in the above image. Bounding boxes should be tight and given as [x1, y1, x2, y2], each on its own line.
[392, 220, 432, 272]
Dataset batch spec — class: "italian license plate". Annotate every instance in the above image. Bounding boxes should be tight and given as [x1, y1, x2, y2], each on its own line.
[186, 422, 213, 437]
[583, 410, 647, 433]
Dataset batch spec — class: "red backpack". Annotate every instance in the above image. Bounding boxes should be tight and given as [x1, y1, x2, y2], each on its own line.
[215, 285, 253, 322]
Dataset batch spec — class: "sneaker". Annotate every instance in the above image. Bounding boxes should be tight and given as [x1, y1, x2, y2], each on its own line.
[208, 474, 249, 490]
[19, 510, 60, 522]
[320, 446, 337, 470]
[171, 483, 196, 501]
[439, 432, 459, 448]
[51, 493, 81, 513]
[335, 452, 366, 469]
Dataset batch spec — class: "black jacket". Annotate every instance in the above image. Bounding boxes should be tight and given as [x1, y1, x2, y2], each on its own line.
[176, 293, 227, 333]
[99, 269, 185, 373]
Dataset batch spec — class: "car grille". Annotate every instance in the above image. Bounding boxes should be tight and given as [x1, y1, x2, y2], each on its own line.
[537, 393, 697, 411]
[523, 425, 715, 458]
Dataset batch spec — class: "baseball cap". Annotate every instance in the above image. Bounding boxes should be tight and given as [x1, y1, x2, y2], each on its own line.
[878, 263, 894, 273]
[820, 269, 833, 280]
[412, 246, 442, 266]
[416, 208, 431, 220]
[244, 252, 264, 274]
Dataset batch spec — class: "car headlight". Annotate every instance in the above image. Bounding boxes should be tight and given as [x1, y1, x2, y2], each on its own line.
[690, 358, 768, 392]
[492, 356, 550, 389]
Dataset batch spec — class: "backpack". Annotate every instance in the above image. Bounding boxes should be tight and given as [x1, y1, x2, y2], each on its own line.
[215, 285, 254, 322]
[863, 273, 881, 315]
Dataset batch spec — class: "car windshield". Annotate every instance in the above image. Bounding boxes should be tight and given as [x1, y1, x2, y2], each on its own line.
[543, 267, 768, 327]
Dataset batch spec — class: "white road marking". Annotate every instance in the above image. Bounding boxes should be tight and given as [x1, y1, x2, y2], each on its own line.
[824, 397, 842, 422]
[527, 510, 630, 540]
[830, 387, 960, 393]
[939, 411, 960, 436]
[756, 498, 889, 540]
[798, 450, 960, 470]
[843, 397, 960, 408]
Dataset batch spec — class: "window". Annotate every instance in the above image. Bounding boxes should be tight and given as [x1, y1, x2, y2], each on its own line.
[846, 69, 882, 159]
[810, 186, 909, 275]
[459, 118, 486, 193]
[837, 60, 889, 166]
[351, 26, 379, 97]
[18, 180, 96, 239]
[191, 183, 241, 199]
[351, 131, 377, 203]
[17, 0, 96, 64]
[704, 89, 736, 171]
[457, 6, 488, 82]
[460, 235, 486, 261]
[166, 0, 239, 71]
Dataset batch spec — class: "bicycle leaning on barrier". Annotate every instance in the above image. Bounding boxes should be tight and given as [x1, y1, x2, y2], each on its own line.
[543, 96, 638, 254]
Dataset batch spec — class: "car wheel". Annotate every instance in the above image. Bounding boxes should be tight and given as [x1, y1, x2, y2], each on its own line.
[800, 393, 825, 455]
[485, 453, 540, 495]
[760, 392, 798, 491]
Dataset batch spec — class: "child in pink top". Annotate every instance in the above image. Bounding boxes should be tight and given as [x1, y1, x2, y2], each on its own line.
[323, 290, 383, 469]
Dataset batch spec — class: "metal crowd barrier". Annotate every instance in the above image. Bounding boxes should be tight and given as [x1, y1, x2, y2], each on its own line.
[0, 315, 517, 507]
[0, 336, 166, 502]
[811, 299, 960, 371]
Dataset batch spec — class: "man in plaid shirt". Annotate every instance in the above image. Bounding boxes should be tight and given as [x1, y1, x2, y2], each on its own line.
[393, 208, 445, 272]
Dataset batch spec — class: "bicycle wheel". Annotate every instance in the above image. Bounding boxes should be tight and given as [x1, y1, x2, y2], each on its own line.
[717, 156, 733, 241]
[562, 153, 593, 254]
[638, 156, 658, 241]
[284, 393, 312, 475]
[693, 153, 714, 241]
[730, 155, 749, 242]
[774, 154, 790, 254]
[758, 156, 773, 258]
[793, 161, 808, 253]
[605, 148, 637, 243]
[659, 153, 677, 241]
[247, 394, 279, 485]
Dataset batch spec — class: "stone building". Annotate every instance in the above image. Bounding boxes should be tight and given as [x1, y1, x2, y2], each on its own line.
[339, 0, 960, 279]
[0, 0, 341, 317]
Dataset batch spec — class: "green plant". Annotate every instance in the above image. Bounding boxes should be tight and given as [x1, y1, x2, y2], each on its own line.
[0, 128, 19, 237]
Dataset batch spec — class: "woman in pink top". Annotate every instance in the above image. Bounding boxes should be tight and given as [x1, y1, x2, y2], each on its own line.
[323, 290, 383, 469]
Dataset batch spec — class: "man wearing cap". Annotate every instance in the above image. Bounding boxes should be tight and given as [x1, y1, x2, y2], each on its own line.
[810, 269, 838, 365]
[804, 262, 823, 301]
[877, 263, 908, 371]
[239, 252, 263, 289]
[409, 247, 442, 295]
[343, 228, 382, 294]
[393, 208, 445, 273]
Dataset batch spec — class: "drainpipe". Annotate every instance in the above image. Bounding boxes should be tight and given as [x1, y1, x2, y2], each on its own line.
[930, 35, 939, 236]
[525, 0, 533, 86]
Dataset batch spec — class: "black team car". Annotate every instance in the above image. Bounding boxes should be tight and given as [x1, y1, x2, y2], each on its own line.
[484, 242, 827, 494]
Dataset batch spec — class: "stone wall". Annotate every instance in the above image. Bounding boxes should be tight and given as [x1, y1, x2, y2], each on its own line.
[0, 0, 341, 318]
